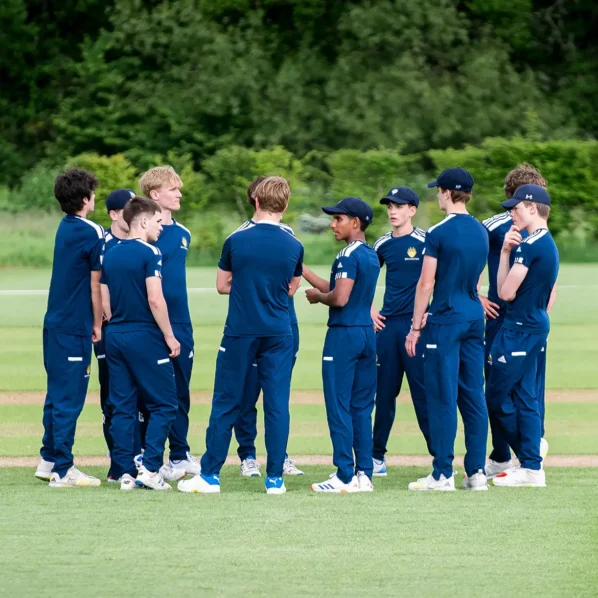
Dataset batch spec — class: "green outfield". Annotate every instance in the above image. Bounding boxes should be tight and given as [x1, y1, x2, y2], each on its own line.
[1, 265, 597, 597]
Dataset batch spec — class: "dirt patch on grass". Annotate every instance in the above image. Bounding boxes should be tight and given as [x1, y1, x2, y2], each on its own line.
[2, 454, 597, 468]
[1, 389, 597, 405]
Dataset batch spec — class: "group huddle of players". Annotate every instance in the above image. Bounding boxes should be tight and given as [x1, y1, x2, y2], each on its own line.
[34, 162, 558, 494]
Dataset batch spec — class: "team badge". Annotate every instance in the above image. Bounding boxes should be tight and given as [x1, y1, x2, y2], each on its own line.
[86, 364, 91, 375]
[407, 247, 417, 258]
[182, 237, 188, 248]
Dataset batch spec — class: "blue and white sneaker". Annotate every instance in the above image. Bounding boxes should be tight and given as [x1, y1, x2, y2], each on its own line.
[311, 474, 359, 493]
[134, 452, 143, 471]
[240, 458, 261, 477]
[178, 473, 221, 494]
[373, 458, 387, 477]
[265, 476, 286, 495]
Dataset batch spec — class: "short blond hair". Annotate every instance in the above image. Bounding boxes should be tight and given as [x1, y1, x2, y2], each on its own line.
[138, 166, 183, 197]
[504, 163, 547, 199]
[253, 176, 290, 213]
[522, 200, 551, 219]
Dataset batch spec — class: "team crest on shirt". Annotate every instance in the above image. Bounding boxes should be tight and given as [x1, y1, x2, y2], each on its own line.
[85, 364, 91, 378]
[181, 237, 188, 248]
[405, 247, 419, 261]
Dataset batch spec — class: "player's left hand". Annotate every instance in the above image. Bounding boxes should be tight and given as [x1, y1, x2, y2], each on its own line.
[480, 295, 500, 319]
[405, 330, 420, 358]
[305, 288, 320, 304]
[92, 325, 102, 343]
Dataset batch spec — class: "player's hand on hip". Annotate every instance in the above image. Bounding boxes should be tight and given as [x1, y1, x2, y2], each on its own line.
[165, 334, 181, 358]
[92, 326, 102, 343]
[405, 330, 420, 358]
[371, 306, 386, 332]
[305, 288, 320, 304]
[502, 225, 522, 252]
[480, 295, 500, 319]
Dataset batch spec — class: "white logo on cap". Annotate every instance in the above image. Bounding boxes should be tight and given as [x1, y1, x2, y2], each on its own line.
[391, 189, 398, 194]
[366, 216, 370, 220]
[526, 194, 533, 199]
[455, 184, 461, 189]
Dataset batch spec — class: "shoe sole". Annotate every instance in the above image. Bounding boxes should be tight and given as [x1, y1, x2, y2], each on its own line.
[464, 486, 489, 491]
[372, 472, 387, 477]
[178, 486, 221, 494]
[48, 482, 101, 488]
[35, 473, 52, 481]
[492, 481, 546, 488]
[408, 486, 456, 492]
[266, 488, 287, 495]
[283, 471, 304, 476]
[135, 480, 172, 491]
[241, 473, 261, 477]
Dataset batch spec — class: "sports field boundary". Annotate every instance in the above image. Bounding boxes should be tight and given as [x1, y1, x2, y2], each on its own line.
[1, 389, 596, 405]
[2, 455, 597, 468]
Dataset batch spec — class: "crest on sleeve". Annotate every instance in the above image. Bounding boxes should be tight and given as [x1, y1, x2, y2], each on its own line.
[182, 237, 188, 248]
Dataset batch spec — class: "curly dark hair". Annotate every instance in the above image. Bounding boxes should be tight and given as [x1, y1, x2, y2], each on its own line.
[54, 168, 99, 214]
[504, 163, 547, 199]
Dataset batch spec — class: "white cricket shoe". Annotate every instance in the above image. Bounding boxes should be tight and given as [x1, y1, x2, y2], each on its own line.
[311, 474, 360, 493]
[48, 466, 101, 488]
[35, 458, 54, 481]
[160, 464, 187, 481]
[492, 467, 546, 487]
[463, 469, 489, 491]
[540, 438, 549, 460]
[170, 451, 201, 476]
[283, 458, 304, 476]
[372, 458, 387, 477]
[178, 473, 221, 494]
[485, 459, 514, 480]
[120, 474, 138, 491]
[408, 473, 455, 492]
[135, 465, 171, 490]
[357, 471, 374, 492]
[240, 458, 261, 477]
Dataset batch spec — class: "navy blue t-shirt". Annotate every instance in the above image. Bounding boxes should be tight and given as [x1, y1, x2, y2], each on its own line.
[103, 227, 125, 254]
[424, 214, 488, 324]
[327, 241, 380, 327]
[153, 219, 191, 325]
[239, 219, 298, 325]
[101, 239, 162, 333]
[504, 229, 559, 334]
[482, 212, 528, 310]
[44, 215, 104, 336]
[374, 227, 425, 317]
[218, 221, 304, 337]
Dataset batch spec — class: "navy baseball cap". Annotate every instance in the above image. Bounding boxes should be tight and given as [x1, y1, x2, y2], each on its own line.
[106, 189, 136, 212]
[427, 168, 474, 192]
[322, 197, 374, 225]
[501, 184, 551, 209]
[380, 186, 419, 207]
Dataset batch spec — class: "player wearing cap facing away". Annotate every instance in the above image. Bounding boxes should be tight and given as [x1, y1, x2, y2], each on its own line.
[486, 185, 558, 488]
[138, 166, 198, 481]
[371, 187, 431, 477]
[406, 168, 489, 492]
[36, 168, 105, 488]
[303, 197, 380, 493]
[178, 176, 303, 495]
[101, 196, 180, 491]
[232, 177, 304, 478]
[93, 189, 138, 482]
[480, 164, 551, 478]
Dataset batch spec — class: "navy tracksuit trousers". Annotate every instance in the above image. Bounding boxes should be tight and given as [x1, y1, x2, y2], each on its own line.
[201, 334, 294, 478]
[233, 323, 299, 461]
[485, 316, 547, 462]
[322, 326, 377, 483]
[105, 329, 178, 477]
[40, 329, 92, 477]
[373, 315, 431, 460]
[485, 327, 547, 471]
[424, 319, 488, 479]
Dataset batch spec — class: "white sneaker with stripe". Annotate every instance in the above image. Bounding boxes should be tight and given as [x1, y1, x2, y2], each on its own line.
[311, 474, 360, 493]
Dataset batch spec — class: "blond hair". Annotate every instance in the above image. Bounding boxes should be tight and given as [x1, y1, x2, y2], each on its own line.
[522, 200, 551, 219]
[138, 165, 183, 197]
[504, 163, 547, 199]
[253, 176, 290, 213]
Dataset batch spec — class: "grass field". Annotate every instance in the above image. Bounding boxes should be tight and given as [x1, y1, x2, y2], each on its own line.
[1, 265, 597, 597]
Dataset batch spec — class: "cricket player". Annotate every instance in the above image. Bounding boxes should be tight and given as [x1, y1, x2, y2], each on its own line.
[303, 197, 380, 493]
[178, 176, 303, 495]
[233, 176, 304, 478]
[36, 168, 104, 488]
[93, 188, 136, 481]
[371, 187, 431, 477]
[486, 185, 558, 487]
[139, 166, 198, 480]
[480, 164, 550, 478]
[406, 168, 489, 492]
[101, 196, 180, 491]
